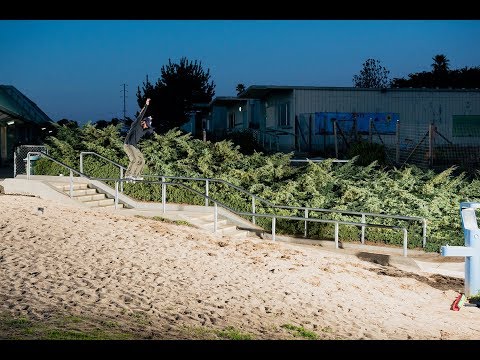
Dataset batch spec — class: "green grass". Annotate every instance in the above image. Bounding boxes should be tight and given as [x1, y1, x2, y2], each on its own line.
[215, 326, 253, 340]
[135, 214, 193, 227]
[0, 312, 138, 340]
[280, 324, 318, 339]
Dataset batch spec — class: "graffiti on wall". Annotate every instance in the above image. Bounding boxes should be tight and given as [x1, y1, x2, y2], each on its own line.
[315, 112, 399, 135]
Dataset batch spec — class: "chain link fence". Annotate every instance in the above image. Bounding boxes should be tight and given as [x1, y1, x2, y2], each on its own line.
[13, 145, 48, 177]
[297, 113, 480, 174]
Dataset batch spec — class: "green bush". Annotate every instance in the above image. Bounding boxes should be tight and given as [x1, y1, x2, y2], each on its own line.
[38, 124, 480, 253]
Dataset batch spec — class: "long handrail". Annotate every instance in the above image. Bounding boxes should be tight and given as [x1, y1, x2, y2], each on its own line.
[113, 178, 411, 256]
[79, 150, 428, 246]
[26, 152, 90, 198]
[27, 151, 411, 256]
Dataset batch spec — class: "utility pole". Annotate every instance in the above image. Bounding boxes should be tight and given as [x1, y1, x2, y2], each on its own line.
[120, 84, 128, 121]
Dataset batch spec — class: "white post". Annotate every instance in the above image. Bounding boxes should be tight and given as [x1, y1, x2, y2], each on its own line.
[214, 203, 218, 233]
[272, 217, 276, 241]
[205, 179, 209, 207]
[252, 196, 256, 225]
[115, 181, 119, 209]
[361, 214, 366, 244]
[69, 170, 73, 198]
[304, 209, 308, 238]
[403, 228, 408, 257]
[334, 222, 339, 249]
[162, 177, 166, 214]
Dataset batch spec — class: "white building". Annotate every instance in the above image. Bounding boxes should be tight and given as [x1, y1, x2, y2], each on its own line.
[208, 85, 480, 168]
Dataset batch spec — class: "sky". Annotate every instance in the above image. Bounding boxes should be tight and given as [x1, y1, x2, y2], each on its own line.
[1, 20, 480, 125]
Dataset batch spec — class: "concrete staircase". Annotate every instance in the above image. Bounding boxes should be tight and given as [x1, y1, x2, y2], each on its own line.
[49, 181, 125, 209]
[120, 207, 265, 241]
[175, 211, 264, 240]
[9, 174, 262, 240]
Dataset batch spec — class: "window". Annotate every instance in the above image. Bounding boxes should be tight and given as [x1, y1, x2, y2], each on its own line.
[228, 112, 236, 128]
[277, 102, 290, 127]
[452, 115, 480, 137]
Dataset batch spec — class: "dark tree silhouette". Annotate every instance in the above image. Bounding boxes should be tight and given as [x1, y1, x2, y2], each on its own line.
[352, 58, 391, 88]
[136, 57, 215, 133]
[57, 119, 79, 128]
[391, 54, 480, 89]
[236, 83, 246, 95]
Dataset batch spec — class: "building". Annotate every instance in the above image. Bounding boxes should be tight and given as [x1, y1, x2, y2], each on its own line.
[0, 85, 55, 165]
[208, 85, 480, 169]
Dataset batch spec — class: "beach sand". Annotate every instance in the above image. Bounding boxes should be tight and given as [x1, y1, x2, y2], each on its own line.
[0, 193, 479, 340]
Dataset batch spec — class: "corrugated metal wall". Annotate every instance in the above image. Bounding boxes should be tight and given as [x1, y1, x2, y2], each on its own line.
[292, 88, 480, 168]
[294, 88, 480, 144]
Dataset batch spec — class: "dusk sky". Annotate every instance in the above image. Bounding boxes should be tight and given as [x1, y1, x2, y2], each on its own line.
[1, 20, 479, 124]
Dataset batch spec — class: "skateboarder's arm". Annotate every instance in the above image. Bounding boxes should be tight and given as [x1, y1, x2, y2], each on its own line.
[133, 98, 151, 125]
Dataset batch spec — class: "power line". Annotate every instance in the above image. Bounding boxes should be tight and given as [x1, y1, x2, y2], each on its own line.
[120, 83, 128, 121]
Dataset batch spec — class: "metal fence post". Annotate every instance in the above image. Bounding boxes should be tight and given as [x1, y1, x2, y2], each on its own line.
[361, 213, 366, 244]
[162, 177, 166, 214]
[115, 181, 119, 209]
[205, 179, 209, 207]
[69, 169, 73, 198]
[304, 209, 308, 238]
[334, 222, 339, 249]
[272, 217, 276, 241]
[252, 196, 256, 225]
[214, 202, 218, 233]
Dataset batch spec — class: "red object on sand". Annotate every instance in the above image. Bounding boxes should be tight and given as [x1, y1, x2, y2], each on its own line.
[451, 294, 463, 311]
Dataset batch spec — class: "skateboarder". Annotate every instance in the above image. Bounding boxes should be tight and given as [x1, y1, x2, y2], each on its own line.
[123, 98, 155, 181]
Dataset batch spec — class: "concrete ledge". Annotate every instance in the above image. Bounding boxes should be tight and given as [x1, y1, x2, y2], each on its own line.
[0, 178, 81, 207]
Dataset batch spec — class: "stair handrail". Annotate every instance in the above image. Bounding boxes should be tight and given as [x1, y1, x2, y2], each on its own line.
[80, 150, 427, 246]
[111, 178, 412, 257]
[26, 151, 90, 198]
[25, 151, 412, 256]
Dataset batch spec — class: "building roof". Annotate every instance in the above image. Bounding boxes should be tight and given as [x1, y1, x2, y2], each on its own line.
[209, 96, 251, 107]
[0, 85, 54, 127]
[238, 85, 480, 99]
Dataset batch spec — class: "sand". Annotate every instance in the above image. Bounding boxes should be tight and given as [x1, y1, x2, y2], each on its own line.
[0, 193, 479, 340]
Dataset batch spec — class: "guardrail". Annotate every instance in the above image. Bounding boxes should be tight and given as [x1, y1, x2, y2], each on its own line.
[28, 151, 412, 256]
[80, 151, 427, 246]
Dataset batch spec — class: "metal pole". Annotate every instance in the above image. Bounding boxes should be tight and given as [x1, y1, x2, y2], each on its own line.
[304, 209, 308, 238]
[26, 153, 30, 180]
[422, 219, 427, 248]
[252, 196, 256, 225]
[361, 214, 366, 244]
[214, 202, 218, 233]
[80, 153, 83, 173]
[13, 151, 16, 177]
[115, 181, 119, 209]
[162, 177, 166, 214]
[334, 222, 339, 249]
[205, 179, 209, 207]
[272, 217, 276, 241]
[69, 169, 73, 198]
[120, 168, 124, 193]
[403, 228, 408, 257]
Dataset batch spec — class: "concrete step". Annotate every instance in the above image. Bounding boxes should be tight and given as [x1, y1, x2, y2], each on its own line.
[74, 193, 108, 202]
[52, 183, 90, 191]
[68, 188, 98, 197]
[83, 198, 116, 207]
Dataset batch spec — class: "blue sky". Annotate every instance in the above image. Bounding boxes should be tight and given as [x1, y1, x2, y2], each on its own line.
[1, 20, 479, 124]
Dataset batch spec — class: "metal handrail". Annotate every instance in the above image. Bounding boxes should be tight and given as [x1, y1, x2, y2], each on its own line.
[26, 152, 90, 198]
[112, 178, 411, 257]
[79, 150, 428, 246]
[80, 151, 125, 192]
[26, 151, 411, 256]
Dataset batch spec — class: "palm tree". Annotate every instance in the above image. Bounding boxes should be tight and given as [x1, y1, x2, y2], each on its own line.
[432, 54, 450, 73]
